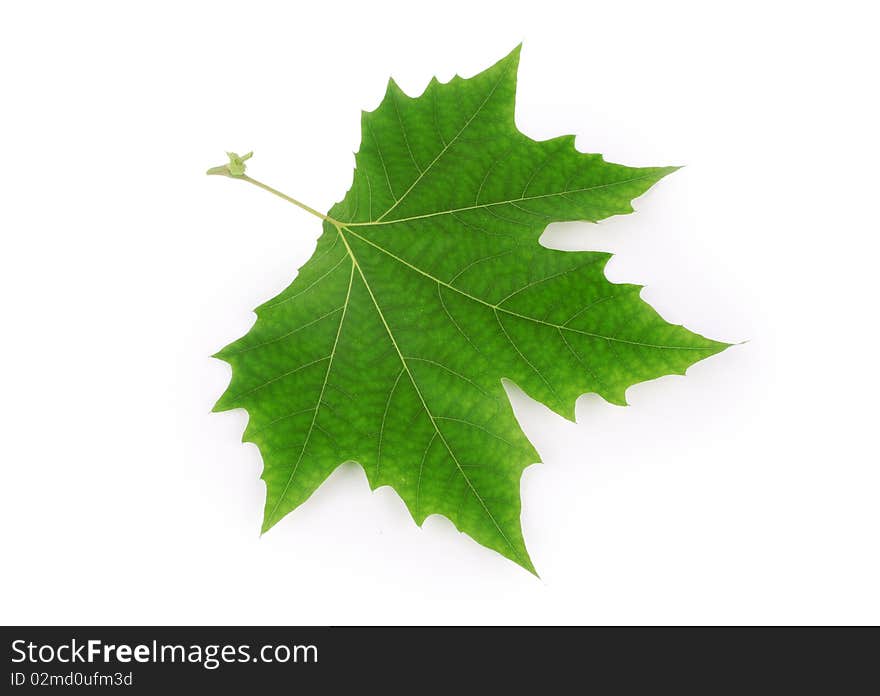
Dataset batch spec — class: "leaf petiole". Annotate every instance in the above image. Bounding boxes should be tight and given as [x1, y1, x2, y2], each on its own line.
[207, 151, 338, 225]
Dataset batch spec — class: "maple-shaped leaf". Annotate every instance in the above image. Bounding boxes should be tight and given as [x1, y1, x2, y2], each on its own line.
[209, 46, 729, 573]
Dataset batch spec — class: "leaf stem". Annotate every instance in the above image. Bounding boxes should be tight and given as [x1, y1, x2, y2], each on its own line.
[206, 151, 337, 225]
[238, 175, 337, 224]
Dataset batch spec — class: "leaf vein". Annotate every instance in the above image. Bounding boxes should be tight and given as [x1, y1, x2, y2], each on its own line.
[265, 262, 355, 526]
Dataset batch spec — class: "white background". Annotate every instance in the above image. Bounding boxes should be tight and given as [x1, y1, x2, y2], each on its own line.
[1, 1, 877, 625]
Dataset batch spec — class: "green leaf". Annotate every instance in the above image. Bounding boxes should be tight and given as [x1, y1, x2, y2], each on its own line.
[210, 46, 729, 573]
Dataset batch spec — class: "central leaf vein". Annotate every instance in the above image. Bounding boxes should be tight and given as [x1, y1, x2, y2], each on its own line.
[333, 224, 522, 561]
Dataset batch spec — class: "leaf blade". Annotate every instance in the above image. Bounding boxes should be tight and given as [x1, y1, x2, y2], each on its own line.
[213, 47, 730, 571]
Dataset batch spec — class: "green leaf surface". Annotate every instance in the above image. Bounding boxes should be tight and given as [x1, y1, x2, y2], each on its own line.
[211, 46, 728, 572]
